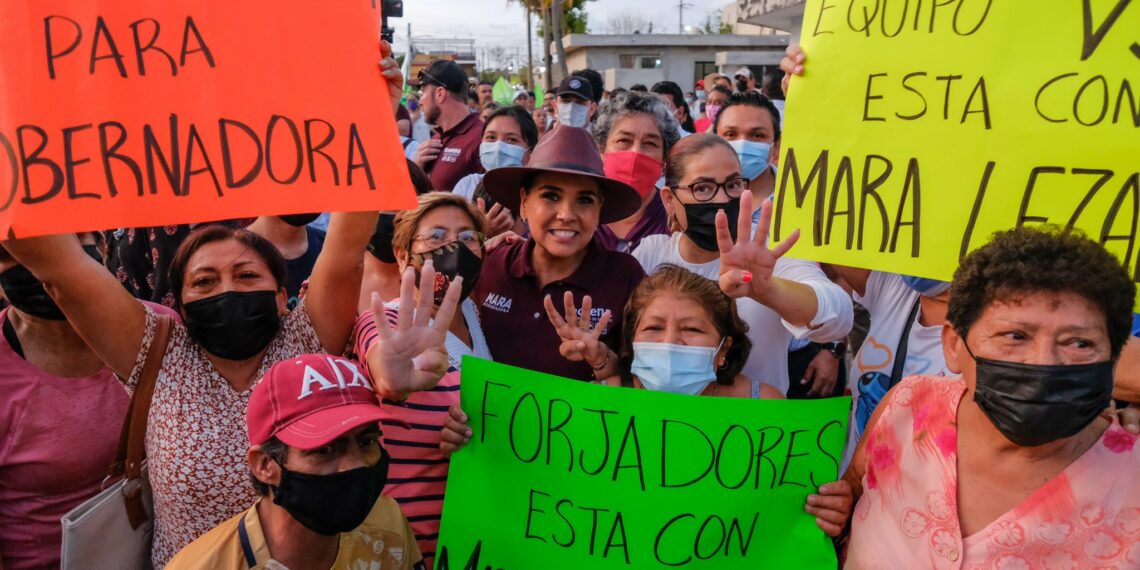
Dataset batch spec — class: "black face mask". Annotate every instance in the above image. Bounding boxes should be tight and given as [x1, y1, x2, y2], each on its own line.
[681, 198, 741, 252]
[272, 455, 389, 536]
[969, 345, 1114, 447]
[367, 213, 398, 264]
[182, 290, 282, 360]
[0, 245, 103, 321]
[736, 79, 750, 93]
[411, 241, 483, 305]
[278, 213, 321, 227]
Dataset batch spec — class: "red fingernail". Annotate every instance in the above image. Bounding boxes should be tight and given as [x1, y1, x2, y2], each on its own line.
[742, 271, 753, 283]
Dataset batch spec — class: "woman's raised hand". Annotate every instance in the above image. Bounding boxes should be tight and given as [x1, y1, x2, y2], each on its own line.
[715, 191, 800, 301]
[543, 291, 612, 369]
[367, 260, 462, 398]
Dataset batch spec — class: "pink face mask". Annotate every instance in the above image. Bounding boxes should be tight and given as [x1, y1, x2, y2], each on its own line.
[705, 104, 722, 124]
[603, 151, 664, 199]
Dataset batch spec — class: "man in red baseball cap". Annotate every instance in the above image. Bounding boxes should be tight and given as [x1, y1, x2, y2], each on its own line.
[166, 354, 425, 570]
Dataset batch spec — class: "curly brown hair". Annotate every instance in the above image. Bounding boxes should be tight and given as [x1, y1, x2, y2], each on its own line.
[618, 265, 752, 386]
[947, 226, 1135, 358]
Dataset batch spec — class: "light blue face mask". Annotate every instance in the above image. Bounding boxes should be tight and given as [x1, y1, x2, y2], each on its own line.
[479, 141, 527, 171]
[727, 139, 771, 181]
[900, 275, 951, 297]
[631, 339, 724, 395]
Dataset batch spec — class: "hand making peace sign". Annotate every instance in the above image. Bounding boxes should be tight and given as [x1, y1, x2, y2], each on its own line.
[543, 291, 613, 371]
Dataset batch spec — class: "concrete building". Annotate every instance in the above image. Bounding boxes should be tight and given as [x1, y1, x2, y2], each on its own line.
[558, 33, 789, 91]
[733, 0, 807, 39]
[410, 37, 478, 79]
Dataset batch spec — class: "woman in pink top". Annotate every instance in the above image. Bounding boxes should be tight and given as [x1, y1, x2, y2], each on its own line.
[355, 192, 491, 568]
[0, 238, 173, 569]
[844, 227, 1140, 569]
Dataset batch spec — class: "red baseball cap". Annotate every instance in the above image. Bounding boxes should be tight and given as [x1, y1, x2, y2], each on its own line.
[248, 354, 385, 450]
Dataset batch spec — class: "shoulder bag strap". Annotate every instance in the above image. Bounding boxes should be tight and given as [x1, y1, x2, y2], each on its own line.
[888, 299, 923, 389]
[109, 313, 173, 529]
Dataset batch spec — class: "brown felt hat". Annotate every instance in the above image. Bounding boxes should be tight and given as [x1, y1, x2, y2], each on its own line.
[483, 126, 641, 224]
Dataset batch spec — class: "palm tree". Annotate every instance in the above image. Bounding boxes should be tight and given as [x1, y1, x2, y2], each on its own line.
[509, 0, 573, 91]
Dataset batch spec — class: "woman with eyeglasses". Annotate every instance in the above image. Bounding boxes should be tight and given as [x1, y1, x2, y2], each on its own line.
[633, 134, 853, 396]
[352, 191, 490, 568]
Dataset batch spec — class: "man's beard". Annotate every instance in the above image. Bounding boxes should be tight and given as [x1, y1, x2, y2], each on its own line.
[425, 104, 441, 125]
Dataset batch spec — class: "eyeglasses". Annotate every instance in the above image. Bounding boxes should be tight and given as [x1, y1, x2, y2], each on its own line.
[410, 229, 485, 252]
[672, 177, 749, 202]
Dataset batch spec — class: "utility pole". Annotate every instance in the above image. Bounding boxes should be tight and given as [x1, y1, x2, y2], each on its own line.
[677, 0, 694, 33]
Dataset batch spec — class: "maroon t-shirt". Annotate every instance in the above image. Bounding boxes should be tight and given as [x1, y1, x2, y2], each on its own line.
[594, 190, 669, 253]
[475, 238, 646, 381]
[426, 112, 484, 192]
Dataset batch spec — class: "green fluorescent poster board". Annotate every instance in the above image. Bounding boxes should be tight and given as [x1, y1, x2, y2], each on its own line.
[436, 356, 851, 569]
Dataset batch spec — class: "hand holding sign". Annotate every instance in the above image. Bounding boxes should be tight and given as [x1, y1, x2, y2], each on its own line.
[716, 191, 800, 300]
[543, 292, 613, 373]
[379, 40, 405, 117]
[365, 262, 461, 400]
[440, 404, 472, 456]
[780, 44, 806, 96]
[805, 480, 854, 537]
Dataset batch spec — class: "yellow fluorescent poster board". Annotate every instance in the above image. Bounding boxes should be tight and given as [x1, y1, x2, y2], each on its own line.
[776, 0, 1139, 298]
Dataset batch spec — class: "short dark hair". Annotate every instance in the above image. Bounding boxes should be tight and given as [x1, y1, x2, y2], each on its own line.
[168, 225, 287, 310]
[710, 85, 732, 99]
[250, 436, 289, 495]
[484, 105, 540, 149]
[761, 73, 785, 100]
[651, 80, 695, 132]
[713, 91, 782, 141]
[664, 133, 737, 188]
[467, 90, 479, 103]
[570, 69, 605, 104]
[406, 158, 433, 195]
[629, 83, 648, 92]
[619, 265, 752, 386]
[947, 226, 1136, 359]
[478, 80, 493, 88]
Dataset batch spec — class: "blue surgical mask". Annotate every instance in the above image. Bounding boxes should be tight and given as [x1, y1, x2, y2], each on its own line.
[479, 141, 527, 171]
[631, 340, 723, 395]
[900, 275, 951, 297]
[557, 102, 590, 128]
[727, 139, 771, 181]
[696, 89, 706, 100]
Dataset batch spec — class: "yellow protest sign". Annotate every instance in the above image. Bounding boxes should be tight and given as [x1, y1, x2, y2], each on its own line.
[775, 1, 1139, 295]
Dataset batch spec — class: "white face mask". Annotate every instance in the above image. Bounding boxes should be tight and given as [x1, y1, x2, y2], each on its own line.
[479, 141, 527, 171]
[557, 102, 590, 128]
[631, 340, 724, 395]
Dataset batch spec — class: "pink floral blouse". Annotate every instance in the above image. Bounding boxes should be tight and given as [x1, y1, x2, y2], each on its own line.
[847, 375, 1140, 569]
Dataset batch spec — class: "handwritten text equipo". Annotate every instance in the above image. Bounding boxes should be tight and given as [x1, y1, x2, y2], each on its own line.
[0, 114, 380, 211]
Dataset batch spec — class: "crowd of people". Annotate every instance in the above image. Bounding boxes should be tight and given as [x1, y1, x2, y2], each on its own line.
[1, 39, 1139, 570]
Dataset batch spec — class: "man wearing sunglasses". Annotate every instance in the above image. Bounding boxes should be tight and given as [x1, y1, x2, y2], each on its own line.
[409, 60, 485, 192]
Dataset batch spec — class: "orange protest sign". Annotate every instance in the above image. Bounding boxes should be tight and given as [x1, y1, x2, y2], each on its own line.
[0, 0, 416, 238]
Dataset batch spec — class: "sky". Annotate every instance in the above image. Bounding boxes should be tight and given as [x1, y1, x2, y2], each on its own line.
[393, 0, 735, 65]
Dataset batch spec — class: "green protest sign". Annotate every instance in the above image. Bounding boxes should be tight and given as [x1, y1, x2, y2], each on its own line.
[493, 77, 515, 106]
[435, 357, 851, 569]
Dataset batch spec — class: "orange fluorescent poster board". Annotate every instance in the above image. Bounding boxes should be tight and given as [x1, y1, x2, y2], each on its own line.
[0, 1, 416, 237]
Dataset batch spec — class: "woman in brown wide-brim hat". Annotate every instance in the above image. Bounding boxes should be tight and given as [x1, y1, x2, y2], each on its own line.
[473, 126, 648, 381]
